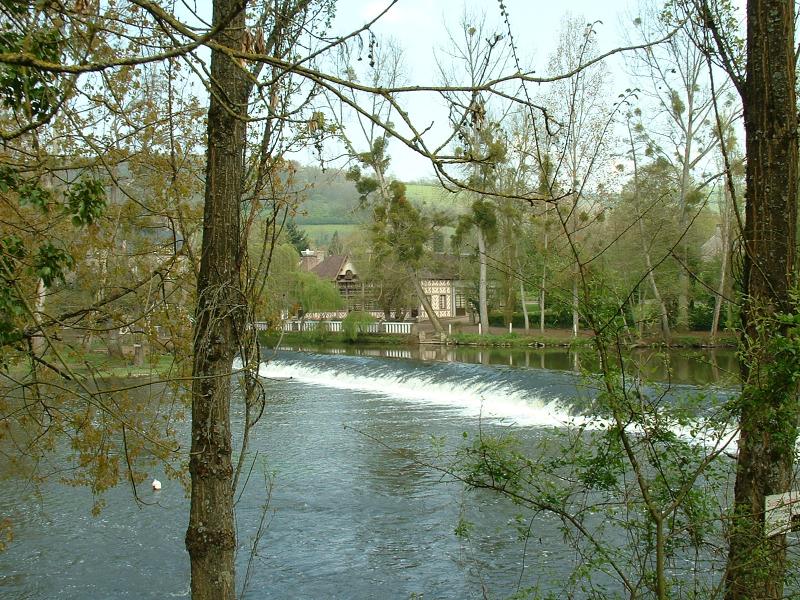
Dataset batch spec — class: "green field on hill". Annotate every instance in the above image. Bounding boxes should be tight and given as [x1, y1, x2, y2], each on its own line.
[294, 166, 469, 248]
[302, 223, 363, 246]
[404, 182, 469, 214]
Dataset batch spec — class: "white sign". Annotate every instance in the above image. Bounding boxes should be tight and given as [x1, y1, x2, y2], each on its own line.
[765, 491, 800, 537]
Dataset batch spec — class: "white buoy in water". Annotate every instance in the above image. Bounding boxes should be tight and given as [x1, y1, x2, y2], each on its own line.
[152, 479, 162, 491]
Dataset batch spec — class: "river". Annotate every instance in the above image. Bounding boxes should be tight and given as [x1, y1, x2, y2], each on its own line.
[0, 347, 738, 598]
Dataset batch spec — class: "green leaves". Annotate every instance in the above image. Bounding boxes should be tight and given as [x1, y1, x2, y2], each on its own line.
[471, 198, 498, 244]
[0, 169, 105, 353]
[0, 168, 105, 224]
[0, 165, 19, 192]
[452, 198, 498, 249]
[341, 310, 374, 342]
[33, 242, 73, 287]
[0, 26, 64, 117]
[18, 179, 52, 211]
[0, 234, 25, 274]
[577, 427, 625, 490]
[0, 235, 27, 347]
[66, 176, 106, 226]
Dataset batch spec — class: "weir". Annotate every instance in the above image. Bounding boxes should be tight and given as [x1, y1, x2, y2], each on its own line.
[260, 351, 591, 427]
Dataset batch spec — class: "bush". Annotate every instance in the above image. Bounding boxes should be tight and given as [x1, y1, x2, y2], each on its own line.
[488, 312, 528, 328]
[341, 311, 375, 342]
[488, 309, 572, 329]
[690, 300, 714, 331]
[307, 320, 330, 343]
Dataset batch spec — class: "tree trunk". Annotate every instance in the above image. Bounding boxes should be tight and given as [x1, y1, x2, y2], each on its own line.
[675, 101, 695, 332]
[712, 183, 735, 340]
[477, 229, 489, 334]
[520, 280, 529, 332]
[185, 2, 247, 598]
[646, 265, 671, 342]
[104, 326, 125, 360]
[724, 1, 798, 597]
[540, 229, 548, 334]
[504, 268, 515, 326]
[31, 278, 47, 356]
[710, 222, 728, 340]
[676, 261, 690, 330]
[411, 271, 443, 334]
[503, 229, 516, 326]
[635, 202, 671, 341]
[571, 267, 579, 338]
[629, 129, 671, 342]
[637, 287, 645, 340]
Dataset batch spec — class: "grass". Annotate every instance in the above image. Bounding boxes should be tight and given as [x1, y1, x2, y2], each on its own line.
[405, 183, 470, 215]
[261, 327, 738, 350]
[12, 348, 179, 381]
[55, 351, 177, 379]
[300, 223, 362, 247]
[632, 331, 738, 348]
[259, 330, 415, 348]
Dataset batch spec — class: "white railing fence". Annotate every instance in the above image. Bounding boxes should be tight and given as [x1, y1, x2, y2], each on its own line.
[253, 320, 414, 335]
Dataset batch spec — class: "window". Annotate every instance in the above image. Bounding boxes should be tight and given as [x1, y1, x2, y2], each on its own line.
[439, 294, 447, 311]
[455, 293, 466, 316]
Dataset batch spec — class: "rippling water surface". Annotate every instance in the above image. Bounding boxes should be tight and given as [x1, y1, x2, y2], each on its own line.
[0, 350, 729, 598]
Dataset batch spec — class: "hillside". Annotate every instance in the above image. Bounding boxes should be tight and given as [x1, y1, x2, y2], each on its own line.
[293, 165, 365, 225]
[294, 165, 467, 228]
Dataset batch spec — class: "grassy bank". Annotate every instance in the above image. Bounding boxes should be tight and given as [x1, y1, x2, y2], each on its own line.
[259, 331, 416, 348]
[260, 328, 738, 350]
[74, 353, 177, 378]
[449, 330, 738, 348]
[7, 350, 179, 381]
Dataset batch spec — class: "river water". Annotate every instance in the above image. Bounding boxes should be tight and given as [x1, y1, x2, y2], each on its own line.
[0, 348, 737, 599]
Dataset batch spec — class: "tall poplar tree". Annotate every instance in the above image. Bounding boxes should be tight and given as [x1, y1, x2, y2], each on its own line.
[184, 1, 247, 597]
[721, 1, 798, 596]
[690, 0, 799, 595]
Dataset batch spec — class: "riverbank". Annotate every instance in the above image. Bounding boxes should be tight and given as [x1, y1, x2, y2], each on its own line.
[8, 351, 177, 381]
[260, 323, 738, 350]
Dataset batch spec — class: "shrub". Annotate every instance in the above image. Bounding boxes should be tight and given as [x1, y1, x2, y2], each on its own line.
[341, 311, 375, 342]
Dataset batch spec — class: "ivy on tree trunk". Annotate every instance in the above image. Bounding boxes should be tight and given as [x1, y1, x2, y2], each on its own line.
[185, 1, 248, 598]
[724, 0, 798, 597]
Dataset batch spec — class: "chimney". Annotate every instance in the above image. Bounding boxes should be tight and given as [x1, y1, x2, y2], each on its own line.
[300, 248, 324, 271]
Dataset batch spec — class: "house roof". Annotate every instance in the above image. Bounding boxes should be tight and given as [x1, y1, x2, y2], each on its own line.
[311, 255, 350, 280]
[700, 225, 724, 261]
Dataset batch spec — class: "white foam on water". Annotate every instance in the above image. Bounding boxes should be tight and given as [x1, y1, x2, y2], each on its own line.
[259, 360, 585, 428]
[259, 358, 738, 451]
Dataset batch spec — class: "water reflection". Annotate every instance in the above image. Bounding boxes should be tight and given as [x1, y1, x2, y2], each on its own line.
[279, 344, 739, 386]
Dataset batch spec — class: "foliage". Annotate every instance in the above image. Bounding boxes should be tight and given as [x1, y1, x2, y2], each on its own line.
[0, 20, 62, 117]
[0, 0, 775, 596]
[285, 219, 310, 254]
[455, 366, 733, 597]
[293, 271, 345, 313]
[0, 170, 108, 351]
[255, 242, 344, 320]
[327, 230, 344, 255]
[341, 311, 375, 342]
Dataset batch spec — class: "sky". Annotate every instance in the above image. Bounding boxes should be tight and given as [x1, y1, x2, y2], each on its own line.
[320, 0, 639, 180]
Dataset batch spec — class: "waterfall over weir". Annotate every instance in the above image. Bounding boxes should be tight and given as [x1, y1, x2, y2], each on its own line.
[257, 351, 738, 449]
[259, 351, 594, 427]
